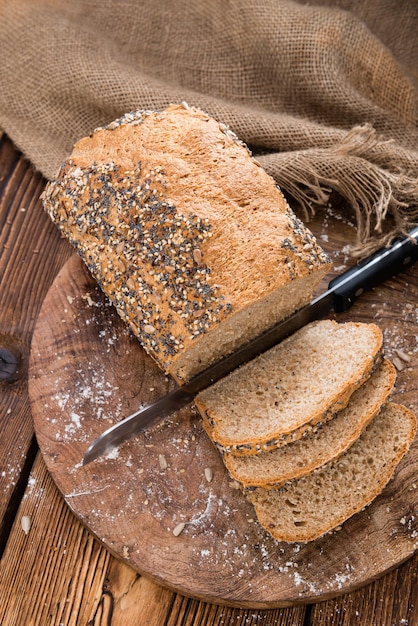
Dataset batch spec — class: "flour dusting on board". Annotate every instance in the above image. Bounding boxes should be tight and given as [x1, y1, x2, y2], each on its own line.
[43, 289, 140, 444]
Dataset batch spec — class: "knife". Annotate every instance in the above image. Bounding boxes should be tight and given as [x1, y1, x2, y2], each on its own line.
[82, 225, 418, 465]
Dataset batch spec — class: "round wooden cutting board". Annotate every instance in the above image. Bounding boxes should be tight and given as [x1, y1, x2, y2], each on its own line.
[29, 217, 418, 608]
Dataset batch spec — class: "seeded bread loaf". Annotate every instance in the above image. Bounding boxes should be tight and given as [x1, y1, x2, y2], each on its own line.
[42, 103, 331, 383]
[224, 358, 396, 488]
[247, 402, 417, 542]
[195, 320, 383, 455]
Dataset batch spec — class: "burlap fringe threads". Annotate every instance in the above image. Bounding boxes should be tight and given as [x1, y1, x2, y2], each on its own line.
[260, 125, 418, 258]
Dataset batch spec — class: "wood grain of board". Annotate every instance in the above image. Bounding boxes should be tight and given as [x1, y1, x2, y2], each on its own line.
[28, 218, 418, 608]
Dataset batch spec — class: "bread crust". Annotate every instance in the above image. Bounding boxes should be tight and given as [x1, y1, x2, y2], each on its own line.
[43, 104, 330, 382]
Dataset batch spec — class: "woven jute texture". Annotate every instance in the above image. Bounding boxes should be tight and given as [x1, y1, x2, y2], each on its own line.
[1, 0, 417, 254]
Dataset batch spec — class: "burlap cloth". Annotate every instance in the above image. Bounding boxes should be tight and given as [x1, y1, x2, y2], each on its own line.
[1, 0, 417, 255]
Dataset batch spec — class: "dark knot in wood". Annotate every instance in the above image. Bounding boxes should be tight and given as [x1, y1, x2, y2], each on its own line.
[0, 347, 20, 381]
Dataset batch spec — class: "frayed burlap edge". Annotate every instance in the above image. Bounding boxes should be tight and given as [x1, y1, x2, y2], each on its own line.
[258, 125, 418, 257]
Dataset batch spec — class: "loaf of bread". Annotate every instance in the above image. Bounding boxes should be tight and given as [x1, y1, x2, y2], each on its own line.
[223, 358, 396, 488]
[42, 103, 331, 383]
[247, 403, 417, 542]
[195, 320, 383, 455]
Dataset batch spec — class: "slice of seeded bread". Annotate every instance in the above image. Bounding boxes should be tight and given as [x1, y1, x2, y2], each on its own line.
[224, 358, 396, 488]
[195, 320, 383, 455]
[247, 402, 417, 542]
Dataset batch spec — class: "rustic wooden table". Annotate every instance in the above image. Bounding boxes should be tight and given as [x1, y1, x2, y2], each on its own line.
[0, 132, 417, 625]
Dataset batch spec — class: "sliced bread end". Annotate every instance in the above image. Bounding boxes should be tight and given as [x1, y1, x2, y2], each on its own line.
[247, 402, 417, 543]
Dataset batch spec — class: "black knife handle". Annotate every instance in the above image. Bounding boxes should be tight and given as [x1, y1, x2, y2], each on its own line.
[328, 225, 418, 313]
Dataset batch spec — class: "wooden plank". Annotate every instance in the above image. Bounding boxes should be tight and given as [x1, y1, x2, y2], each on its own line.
[90, 560, 175, 626]
[163, 597, 306, 626]
[310, 553, 418, 625]
[0, 135, 72, 545]
[0, 452, 109, 625]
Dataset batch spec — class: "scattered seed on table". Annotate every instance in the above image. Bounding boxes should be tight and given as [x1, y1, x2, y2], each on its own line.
[158, 454, 168, 470]
[173, 522, 185, 537]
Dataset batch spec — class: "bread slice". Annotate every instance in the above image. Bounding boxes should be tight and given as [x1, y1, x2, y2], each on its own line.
[42, 103, 331, 383]
[195, 320, 383, 455]
[224, 358, 396, 488]
[247, 402, 417, 542]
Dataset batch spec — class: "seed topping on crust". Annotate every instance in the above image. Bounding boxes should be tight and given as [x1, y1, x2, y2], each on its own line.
[43, 160, 232, 364]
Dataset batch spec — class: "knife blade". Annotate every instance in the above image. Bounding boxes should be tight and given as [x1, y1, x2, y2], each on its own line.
[82, 225, 418, 464]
